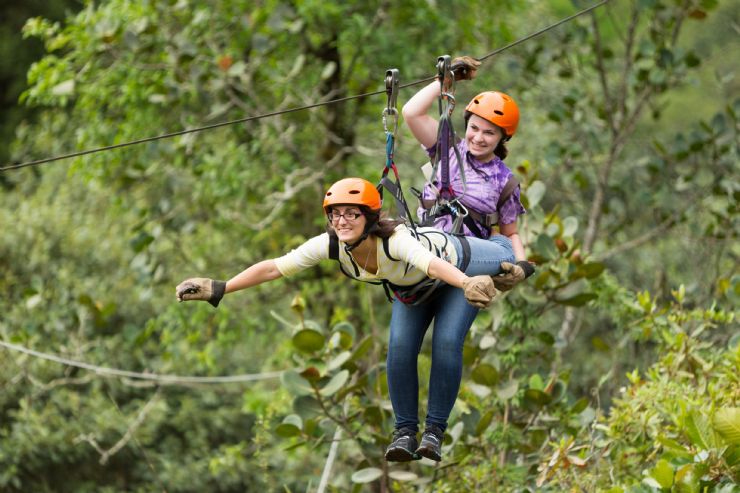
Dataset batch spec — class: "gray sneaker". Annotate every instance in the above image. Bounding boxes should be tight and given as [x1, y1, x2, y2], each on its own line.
[384, 427, 420, 462]
[415, 424, 444, 461]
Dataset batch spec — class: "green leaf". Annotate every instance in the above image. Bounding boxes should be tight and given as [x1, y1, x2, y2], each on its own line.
[281, 370, 313, 396]
[529, 373, 544, 390]
[580, 262, 605, 279]
[475, 410, 495, 436]
[684, 411, 718, 450]
[714, 408, 740, 445]
[523, 389, 552, 410]
[562, 216, 579, 237]
[293, 395, 322, 418]
[496, 380, 519, 400]
[349, 335, 373, 362]
[471, 363, 500, 387]
[650, 459, 674, 489]
[534, 234, 559, 261]
[332, 321, 355, 348]
[674, 464, 700, 493]
[327, 351, 352, 371]
[571, 398, 590, 414]
[657, 435, 692, 459]
[275, 414, 303, 437]
[388, 470, 418, 481]
[319, 369, 349, 397]
[292, 328, 325, 353]
[526, 180, 546, 209]
[351, 467, 383, 484]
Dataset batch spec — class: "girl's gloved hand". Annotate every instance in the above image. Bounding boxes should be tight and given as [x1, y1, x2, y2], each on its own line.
[462, 275, 498, 309]
[493, 261, 535, 291]
[451, 56, 481, 81]
[176, 278, 227, 307]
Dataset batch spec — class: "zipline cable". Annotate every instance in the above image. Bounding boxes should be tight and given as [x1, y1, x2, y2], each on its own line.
[0, 0, 609, 173]
[0, 339, 283, 385]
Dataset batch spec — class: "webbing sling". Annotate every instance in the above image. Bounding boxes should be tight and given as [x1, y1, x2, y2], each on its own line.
[327, 230, 471, 306]
[378, 69, 416, 226]
[418, 175, 520, 239]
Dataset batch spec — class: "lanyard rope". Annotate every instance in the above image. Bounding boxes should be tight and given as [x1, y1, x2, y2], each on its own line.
[424, 56, 469, 234]
[378, 69, 416, 227]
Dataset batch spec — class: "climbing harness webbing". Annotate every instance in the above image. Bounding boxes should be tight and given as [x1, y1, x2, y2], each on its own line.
[327, 229, 471, 306]
[417, 175, 520, 239]
[423, 55, 469, 235]
[377, 69, 416, 227]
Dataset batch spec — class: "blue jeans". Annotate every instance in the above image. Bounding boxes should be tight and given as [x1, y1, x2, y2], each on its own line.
[386, 234, 515, 432]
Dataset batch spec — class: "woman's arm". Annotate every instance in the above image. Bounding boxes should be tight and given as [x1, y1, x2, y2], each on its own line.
[402, 81, 441, 149]
[176, 259, 283, 306]
[427, 257, 497, 308]
[499, 222, 527, 261]
[426, 257, 469, 288]
[225, 259, 283, 293]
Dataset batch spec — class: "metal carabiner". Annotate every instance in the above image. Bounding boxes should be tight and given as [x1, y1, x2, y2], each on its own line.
[436, 55, 455, 96]
[383, 68, 400, 134]
[449, 198, 469, 218]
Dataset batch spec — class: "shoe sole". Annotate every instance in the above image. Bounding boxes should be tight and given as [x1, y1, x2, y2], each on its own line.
[385, 446, 421, 462]
[415, 445, 441, 462]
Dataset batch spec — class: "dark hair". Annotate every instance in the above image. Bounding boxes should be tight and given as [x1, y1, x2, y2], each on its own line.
[326, 206, 404, 240]
[464, 111, 508, 160]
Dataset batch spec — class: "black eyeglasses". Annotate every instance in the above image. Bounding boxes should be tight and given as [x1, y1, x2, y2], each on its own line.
[327, 211, 363, 222]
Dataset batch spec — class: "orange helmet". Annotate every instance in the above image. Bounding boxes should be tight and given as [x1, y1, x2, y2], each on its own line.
[465, 91, 519, 138]
[323, 178, 381, 212]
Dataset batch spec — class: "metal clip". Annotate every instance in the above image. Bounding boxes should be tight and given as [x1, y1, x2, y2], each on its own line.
[448, 198, 468, 219]
[436, 55, 454, 95]
[383, 68, 400, 133]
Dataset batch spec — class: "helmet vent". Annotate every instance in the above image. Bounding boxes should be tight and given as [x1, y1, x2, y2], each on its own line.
[473, 99, 480, 104]
[348, 190, 360, 194]
[494, 110, 504, 115]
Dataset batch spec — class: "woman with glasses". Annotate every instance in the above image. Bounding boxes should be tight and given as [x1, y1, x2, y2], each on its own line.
[176, 177, 516, 462]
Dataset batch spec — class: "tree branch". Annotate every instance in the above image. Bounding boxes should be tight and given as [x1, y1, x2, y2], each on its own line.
[97, 391, 162, 465]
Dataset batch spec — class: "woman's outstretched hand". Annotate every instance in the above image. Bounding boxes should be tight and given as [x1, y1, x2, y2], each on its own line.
[176, 278, 227, 307]
[462, 275, 498, 309]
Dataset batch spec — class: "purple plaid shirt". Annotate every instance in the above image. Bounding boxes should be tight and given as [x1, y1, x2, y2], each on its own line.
[417, 139, 525, 238]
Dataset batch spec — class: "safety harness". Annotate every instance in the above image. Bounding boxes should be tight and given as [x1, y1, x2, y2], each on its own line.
[417, 173, 520, 239]
[328, 228, 471, 305]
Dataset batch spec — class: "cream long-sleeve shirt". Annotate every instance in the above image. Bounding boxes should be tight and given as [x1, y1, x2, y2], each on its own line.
[273, 225, 458, 287]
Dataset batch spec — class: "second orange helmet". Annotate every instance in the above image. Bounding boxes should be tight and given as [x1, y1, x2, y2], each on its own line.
[465, 91, 520, 138]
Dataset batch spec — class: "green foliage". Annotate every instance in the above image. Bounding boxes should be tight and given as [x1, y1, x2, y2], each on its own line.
[534, 293, 738, 492]
[0, 0, 736, 492]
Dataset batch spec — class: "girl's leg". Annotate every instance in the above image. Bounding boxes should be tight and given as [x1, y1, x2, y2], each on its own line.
[425, 285, 479, 431]
[463, 234, 516, 277]
[386, 299, 435, 432]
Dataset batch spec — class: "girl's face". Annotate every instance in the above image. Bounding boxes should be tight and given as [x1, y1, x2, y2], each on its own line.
[328, 205, 367, 243]
[465, 114, 504, 162]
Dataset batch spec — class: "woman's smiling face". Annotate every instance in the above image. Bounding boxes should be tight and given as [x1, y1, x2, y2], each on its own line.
[465, 114, 504, 162]
[328, 205, 367, 243]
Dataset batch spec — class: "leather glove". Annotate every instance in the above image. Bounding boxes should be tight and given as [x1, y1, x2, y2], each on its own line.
[462, 275, 498, 309]
[176, 278, 227, 307]
[451, 56, 481, 81]
[493, 261, 536, 292]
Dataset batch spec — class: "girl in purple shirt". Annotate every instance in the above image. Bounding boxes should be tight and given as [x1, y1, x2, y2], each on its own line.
[374, 56, 536, 462]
